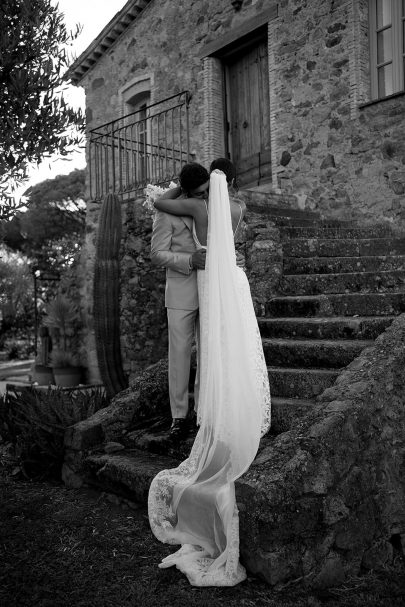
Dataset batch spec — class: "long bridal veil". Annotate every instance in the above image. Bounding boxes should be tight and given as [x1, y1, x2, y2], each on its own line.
[148, 170, 271, 586]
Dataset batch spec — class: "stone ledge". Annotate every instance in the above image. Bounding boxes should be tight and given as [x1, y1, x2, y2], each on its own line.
[84, 450, 179, 503]
[236, 313, 405, 588]
[63, 358, 171, 482]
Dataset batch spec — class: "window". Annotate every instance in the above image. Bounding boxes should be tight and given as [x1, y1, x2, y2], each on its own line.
[119, 76, 152, 120]
[118, 78, 152, 186]
[369, 0, 405, 99]
[124, 90, 150, 116]
[125, 92, 150, 182]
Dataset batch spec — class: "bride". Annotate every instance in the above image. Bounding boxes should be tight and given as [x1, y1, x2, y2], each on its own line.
[147, 161, 271, 587]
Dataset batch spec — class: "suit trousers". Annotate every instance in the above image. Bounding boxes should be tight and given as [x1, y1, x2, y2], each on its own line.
[167, 307, 199, 419]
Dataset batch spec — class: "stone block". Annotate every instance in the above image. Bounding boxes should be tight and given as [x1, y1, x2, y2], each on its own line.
[240, 544, 303, 587]
[64, 418, 105, 451]
[61, 463, 85, 489]
[320, 154, 336, 169]
[361, 540, 394, 570]
[312, 554, 345, 589]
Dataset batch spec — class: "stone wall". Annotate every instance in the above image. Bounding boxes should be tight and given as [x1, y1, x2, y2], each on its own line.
[79, 0, 405, 223]
[236, 312, 405, 588]
[80, 0, 239, 170]
[120, 199, 167, 378]
[270, 0, 405, 226]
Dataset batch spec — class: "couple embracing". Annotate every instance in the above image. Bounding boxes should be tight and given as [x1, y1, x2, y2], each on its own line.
[148, 159, 271, 587]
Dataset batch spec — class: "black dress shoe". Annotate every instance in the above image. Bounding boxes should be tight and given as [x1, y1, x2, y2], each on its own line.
[169, 418, 189, 441]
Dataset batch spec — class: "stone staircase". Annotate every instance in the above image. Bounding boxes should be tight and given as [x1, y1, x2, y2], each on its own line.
[255, 204, 405, 434]
[65, 198, 405, 507]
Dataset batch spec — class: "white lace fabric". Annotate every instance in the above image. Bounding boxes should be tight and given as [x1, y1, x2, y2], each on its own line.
[148, 170, 271, 586]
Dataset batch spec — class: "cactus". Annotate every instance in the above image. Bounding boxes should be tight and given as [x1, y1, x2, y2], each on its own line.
[93, 193, 128, 397]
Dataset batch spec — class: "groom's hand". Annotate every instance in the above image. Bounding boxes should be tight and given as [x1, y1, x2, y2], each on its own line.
[191, 248, 206, 269]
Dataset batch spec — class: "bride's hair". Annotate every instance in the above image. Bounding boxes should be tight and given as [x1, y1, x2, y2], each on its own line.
[179, 162, 209, 192]
[209, 158, 238, 189]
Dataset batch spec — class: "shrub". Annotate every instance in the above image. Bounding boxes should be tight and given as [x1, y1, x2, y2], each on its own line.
[0, 385, 109, 479]
[43, 294, 79, 348]
[4, 338, 35, 360]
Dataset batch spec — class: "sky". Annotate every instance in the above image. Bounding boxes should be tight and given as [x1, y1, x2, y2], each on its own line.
[15, 0, 129, 199]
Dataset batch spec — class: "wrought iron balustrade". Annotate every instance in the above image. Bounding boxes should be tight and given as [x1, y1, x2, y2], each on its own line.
[89, 91, 191, 201]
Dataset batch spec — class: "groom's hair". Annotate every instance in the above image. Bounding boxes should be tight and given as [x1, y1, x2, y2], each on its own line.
[210, 158, 237, 185]
[179, 162, 209, 192]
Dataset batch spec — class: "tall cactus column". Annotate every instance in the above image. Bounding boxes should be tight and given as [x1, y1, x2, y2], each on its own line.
[93, 193, 128, 398]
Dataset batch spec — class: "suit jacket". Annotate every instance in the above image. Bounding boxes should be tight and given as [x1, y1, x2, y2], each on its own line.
[151, 210, 198, 310]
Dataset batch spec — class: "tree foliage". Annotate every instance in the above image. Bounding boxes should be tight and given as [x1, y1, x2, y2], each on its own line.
[24, 169, 86, 217]
[0, 0, 85, 219]
[1, 169, 85, 273]
[0, 247, 34, 335]
[22, 168, 86, 237]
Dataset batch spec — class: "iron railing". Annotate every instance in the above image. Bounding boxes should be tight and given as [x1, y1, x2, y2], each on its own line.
[89, 91, 191, 201]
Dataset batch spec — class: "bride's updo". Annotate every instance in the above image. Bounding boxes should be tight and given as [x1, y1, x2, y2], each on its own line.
[209, 158, 238, 190]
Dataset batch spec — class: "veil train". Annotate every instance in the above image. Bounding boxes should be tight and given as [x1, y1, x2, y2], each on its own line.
[148, 170, 271, 586]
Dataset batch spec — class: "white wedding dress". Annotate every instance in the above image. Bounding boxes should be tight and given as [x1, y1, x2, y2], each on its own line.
[148, 170, 271, 586]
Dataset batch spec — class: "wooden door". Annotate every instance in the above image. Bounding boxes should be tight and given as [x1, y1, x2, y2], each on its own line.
[226, 39, 271, 187]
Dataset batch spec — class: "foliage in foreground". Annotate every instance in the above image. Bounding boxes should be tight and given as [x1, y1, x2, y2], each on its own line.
[0, 0, 85, 218]
[0, 386, 108, 478]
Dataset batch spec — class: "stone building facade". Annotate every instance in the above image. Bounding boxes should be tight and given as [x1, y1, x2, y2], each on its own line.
[67, 0, 405, 380]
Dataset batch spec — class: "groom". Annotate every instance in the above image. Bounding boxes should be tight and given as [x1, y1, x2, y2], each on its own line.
[150, 163, 210, 441]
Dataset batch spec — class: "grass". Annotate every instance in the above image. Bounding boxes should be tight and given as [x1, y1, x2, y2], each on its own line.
[0, 445, 404, 606]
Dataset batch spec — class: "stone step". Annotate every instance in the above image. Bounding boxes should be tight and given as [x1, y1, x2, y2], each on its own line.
[284, 255, 405, 275]
[281, 225, 395, 240]
[82, 428, 282, 505]
[266, 292, 405, 317]
[246, 204, 319, 220]
[258, 316, 395, 340]
[122, 416, 196, 461]
[263, 338, 372, 369]
[283, 237, 405, 258]
[270, 396, 316, 434]
[266, 216, 324, 228]
[268, 366, 339, 398]
[84, 450, 180, 503]
[261, 216, 356, 228]
[280, 270, 405, 296]
[243, 191, 320, 219]
[121, 395, 315, 449]
[122, 393, 322, 444]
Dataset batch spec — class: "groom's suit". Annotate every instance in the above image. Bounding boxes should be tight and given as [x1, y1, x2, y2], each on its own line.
[151, 210, 198, 419]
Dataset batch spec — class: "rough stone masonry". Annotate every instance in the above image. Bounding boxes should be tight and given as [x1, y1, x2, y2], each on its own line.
[236, 312, 405, 588]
